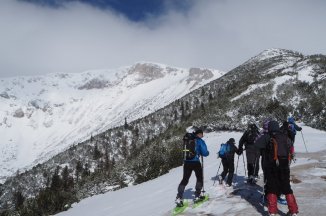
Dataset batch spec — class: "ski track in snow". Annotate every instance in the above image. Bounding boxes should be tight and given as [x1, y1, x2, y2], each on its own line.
[57, 124, 326, 216]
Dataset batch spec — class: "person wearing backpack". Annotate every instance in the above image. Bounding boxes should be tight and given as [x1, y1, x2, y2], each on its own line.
[255, 120, 298, 216]
[218, 138, 241, 187]
[287, 117, 302, 144]
[280, 121, 296, 161]
[238, 123, 260, 184]
[175, 129, 209, 207]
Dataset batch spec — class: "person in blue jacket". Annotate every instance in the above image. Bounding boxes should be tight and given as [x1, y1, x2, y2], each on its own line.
[287, 117, 302, 144]
[175, 129, 209, 207]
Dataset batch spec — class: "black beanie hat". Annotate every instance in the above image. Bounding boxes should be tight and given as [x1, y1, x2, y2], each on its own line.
[194, 129, 203, 135]
[228, 138, 235, 144]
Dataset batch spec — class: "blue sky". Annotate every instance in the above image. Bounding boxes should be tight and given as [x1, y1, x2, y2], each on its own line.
[1, 0, 326, 77]
[21, 0, 194, 21]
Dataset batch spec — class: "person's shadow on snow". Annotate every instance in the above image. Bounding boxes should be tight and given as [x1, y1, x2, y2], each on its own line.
[231, 175, 288, 216]
[182, 188, 195, 199]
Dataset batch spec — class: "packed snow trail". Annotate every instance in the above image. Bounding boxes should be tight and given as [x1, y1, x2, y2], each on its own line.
[57, 125, 326, 216]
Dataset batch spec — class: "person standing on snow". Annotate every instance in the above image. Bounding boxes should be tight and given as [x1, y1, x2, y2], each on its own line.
[238, 123, 260, 183]
[175, 129, 209, 207]
[255, 120, 299, 216]
[218, 138, 241, 187]
[287, 116, 302, 144]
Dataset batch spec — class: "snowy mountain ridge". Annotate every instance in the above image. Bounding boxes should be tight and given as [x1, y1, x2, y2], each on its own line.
[0, 62, 224, 182]
[0, 48, 325, 216]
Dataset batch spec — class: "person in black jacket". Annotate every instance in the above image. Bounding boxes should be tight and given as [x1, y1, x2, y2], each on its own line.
[218, 138, 241, 187]
[255, 120, 298, 216]
[238, 123, 260, 183]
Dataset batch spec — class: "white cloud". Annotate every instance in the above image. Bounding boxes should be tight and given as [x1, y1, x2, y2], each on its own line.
[0, 0, 326, 77]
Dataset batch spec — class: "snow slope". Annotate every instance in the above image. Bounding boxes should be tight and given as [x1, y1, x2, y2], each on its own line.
[56, 124, 326, 216]
[0, 63, 224, 182]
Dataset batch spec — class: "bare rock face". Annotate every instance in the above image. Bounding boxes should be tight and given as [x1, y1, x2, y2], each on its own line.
[78, 78, 109, 90]
[13, 108, 24, 118]
[129, 63, 164, 83]
[186, 68, 214, 88]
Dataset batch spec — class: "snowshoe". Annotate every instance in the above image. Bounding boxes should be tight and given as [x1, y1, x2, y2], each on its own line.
[193, 194, 209, 208]
[172, 199, 189, 216]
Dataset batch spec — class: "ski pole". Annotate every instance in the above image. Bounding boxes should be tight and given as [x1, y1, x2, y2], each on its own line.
[300, 131, 308, 153]
[234, 154, 240, 184]
[261, 174, 267, 205]
[201, 155, 205, 193]
[213, 159, 222, 186]
[242, 153, 247, 177]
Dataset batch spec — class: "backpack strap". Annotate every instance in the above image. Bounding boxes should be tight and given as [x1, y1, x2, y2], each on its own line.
[271, 137, 279, 166]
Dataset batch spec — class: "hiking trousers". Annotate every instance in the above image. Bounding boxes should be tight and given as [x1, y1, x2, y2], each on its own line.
[265, 158, 293, 195]
[177, 162, 203, 198]
[220, 157, 235, 185]
[246, 148, 260, 177]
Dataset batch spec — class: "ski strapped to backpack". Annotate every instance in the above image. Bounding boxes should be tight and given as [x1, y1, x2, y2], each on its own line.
[183, 133, 197, 160]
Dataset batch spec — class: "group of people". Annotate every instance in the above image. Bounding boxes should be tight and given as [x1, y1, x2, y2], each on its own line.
[175, 117, 302, 216]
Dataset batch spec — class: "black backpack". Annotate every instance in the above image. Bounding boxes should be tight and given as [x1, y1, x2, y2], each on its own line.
[183, 133, 197, 160]
[268, 121, 291, 163]
[246, 129, 259, 145]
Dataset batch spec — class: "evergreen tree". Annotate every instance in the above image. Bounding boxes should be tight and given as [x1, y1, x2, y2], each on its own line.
[51, 166, 62, 191]
[61, 165, 73, 191]
[93, 143, 102, 160]
[124, 117, 129, 129]
[75, 161, 83, 182]
[13, 190, 25, 210]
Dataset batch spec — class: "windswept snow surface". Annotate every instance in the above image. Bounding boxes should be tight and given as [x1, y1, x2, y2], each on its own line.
[57, 124, 326, 216]
[0, 63, 224, 182]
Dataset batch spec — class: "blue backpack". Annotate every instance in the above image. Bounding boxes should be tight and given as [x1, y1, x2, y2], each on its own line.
[288, 123, 297, 135]
[218, 143, 231, 158]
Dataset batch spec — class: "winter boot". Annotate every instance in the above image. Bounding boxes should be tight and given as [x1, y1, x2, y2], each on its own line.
[267, 193, 278, 215]
[177, 184, 185, 200]
[286, 194, 298, 215]
[194, 194, 205, 203]
[175, 197, 184, 207]
[248, 175, 255, 184]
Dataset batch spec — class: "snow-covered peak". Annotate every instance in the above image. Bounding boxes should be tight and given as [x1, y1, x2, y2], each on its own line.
[0, 63, 225, 182]
[248, 48, 302, 63]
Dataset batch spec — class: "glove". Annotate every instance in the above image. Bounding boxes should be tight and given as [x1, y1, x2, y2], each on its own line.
[298, 127, 302, 131]
[237, 148, 243, 155]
